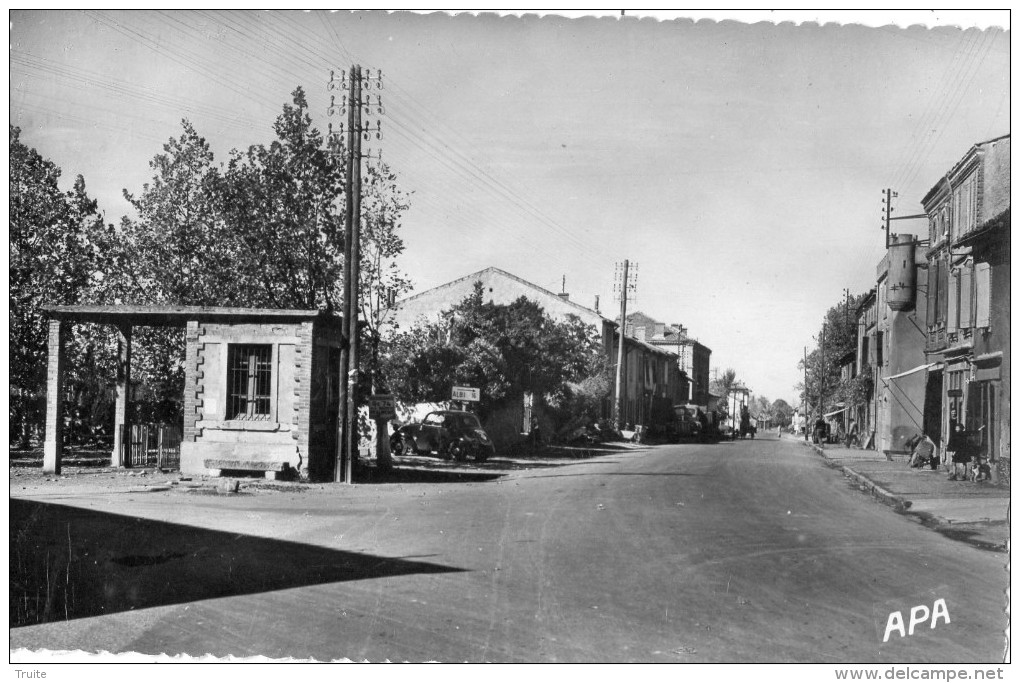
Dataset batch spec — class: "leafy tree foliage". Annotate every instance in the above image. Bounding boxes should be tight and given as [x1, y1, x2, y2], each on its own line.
[11, 87, 412, 442]
[123, 89, 349, 309]
[121, 121, 227, 305]
[9, 126, 127, 444]
[798, 292, 867, 418]
[358, 166, 413, 468]
[381, 283, 606, 421]
[709, 368, 739, 418]
[118, 87, 411, 427]
[770, 398, 795, 426]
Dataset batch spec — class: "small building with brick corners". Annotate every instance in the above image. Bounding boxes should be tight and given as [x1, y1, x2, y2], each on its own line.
[41, 305, 343, 481]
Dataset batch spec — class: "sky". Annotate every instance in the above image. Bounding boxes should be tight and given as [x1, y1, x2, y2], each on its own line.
[9, 10, 1011, 403]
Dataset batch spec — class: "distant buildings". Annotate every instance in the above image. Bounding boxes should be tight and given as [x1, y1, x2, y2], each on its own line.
[390, 267, 711, 439]
[625, 311, 713, 406]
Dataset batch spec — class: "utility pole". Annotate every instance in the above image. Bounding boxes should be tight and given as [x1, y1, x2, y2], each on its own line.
[329, 64, 383, 483]
[803, 346, 808, 441]
[612, 260, 629, 430]
[676, 325, 685, 403]
[819, 322, 826, 424]
[731, 390, 736, 436]
[844, 288, 850, 329]
[332, 68, 361, 487]
[882, 188, 893, 250]
[882, 186, 929, 254]
[343, 66, 364, 484]
[881, 189, 928, 248]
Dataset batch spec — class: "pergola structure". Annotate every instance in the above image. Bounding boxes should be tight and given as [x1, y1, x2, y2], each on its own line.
[41, 305, 344, 479]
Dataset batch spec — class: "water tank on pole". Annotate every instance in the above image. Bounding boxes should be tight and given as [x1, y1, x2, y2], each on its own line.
[887, 234, 916, 312]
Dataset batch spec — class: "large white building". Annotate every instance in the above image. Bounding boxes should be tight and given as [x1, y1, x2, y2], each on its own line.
[390, 267, 687, 438]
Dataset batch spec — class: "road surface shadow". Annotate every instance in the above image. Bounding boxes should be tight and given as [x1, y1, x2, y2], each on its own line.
[896, 508, 1009, 553]
[355, 465, 506, 484]
[10, 498, 463, 627]
[353, 453, 585, 484]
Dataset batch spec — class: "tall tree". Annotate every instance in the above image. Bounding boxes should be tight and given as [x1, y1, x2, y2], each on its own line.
[218, 87, 346, 309]
[358, 162, 413, 469]
[799, 292, 866, 418]
[9, 126, 125, 443]
[382, 284, 605, 423]
[123, 88, 350, 310]
[121, 120, 227, 305]
[710, 368, 739, 418]
[120, 88, 411, 433]
[770, 398, 794, 426]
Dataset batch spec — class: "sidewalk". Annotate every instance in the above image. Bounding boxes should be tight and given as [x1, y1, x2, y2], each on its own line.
[799, 439, 1010, 551]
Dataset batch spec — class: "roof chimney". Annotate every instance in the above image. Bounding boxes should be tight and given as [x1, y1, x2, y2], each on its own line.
[557, 274, 569, 301]
[594, 295, 600, 313]
[654, 322, 665, 338]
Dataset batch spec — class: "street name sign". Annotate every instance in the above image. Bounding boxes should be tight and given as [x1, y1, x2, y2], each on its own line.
[452, 386, 480, 402]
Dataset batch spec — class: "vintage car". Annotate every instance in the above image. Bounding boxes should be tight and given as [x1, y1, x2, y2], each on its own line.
[392, 410, 495, 462]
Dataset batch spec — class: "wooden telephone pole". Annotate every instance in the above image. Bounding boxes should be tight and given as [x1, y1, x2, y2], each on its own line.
[329, 64, 383, 483]
[819, 322, 826, 430]
[803, 346, 808, 441]
[612, 260, 629, 430]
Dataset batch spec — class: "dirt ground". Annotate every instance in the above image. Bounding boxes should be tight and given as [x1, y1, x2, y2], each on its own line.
[10, 442, 645, 630]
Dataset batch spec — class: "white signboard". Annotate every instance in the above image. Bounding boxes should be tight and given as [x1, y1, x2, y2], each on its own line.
[451, 386, 480, 402]
[369, 394, 396, 419]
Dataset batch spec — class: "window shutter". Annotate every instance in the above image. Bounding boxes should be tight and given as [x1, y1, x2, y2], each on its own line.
[947, 271, 959, 332]
[937, 259, 949, 325]
[975, 262, 991, 328]
[926, 262, 938, 326]
[959, 266, 973, 329]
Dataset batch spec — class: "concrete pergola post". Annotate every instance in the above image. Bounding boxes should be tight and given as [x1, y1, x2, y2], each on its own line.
[111, 323, 132, 467]
[42, 319, 66, 474]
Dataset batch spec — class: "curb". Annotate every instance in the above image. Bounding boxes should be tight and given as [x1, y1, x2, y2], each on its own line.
[839, 464, 912, 512]
[801, 440, 912, 512]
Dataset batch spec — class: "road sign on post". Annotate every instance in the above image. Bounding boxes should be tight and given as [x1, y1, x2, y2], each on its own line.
[369, 394, 396, 420]
[452, 386, 480, 402]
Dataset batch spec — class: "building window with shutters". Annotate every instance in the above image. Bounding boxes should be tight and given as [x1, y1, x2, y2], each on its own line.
[947, 269, 959, 335]
[227, 344, 273, 420]
[926, 259, 939, 328]
[959, 262, 973, 330]
[937, 257, 949, 327]
[974, 262, 991, 329]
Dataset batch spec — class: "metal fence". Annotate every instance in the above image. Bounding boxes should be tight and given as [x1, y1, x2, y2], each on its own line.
[124, 423, 182, 470]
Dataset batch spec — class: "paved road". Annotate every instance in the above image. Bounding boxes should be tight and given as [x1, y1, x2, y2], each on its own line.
[11, 436, 1007, 662]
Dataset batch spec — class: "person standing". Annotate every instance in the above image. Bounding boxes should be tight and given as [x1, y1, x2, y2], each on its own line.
[845, 419, 859, 449]
[946, 412, 970, 481]
[813, 416, 827, 447]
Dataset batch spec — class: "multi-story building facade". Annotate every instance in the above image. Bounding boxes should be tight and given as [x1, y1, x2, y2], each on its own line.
[921, 134, 1009, 479]
[873, 235, 930, 454]
[854, 290, 878, 448]
[625, 311, 713, 406]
